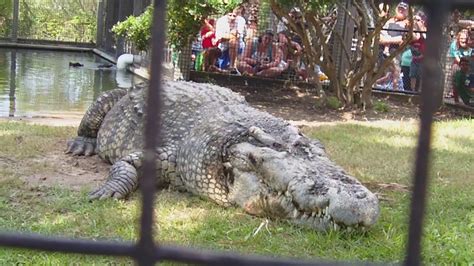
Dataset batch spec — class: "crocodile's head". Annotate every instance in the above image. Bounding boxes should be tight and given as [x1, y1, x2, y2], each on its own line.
[225, 125, 379, 232]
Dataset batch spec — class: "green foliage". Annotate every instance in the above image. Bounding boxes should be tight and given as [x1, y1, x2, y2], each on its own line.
[326, 96, 342, 110]
[112, 0, 243, 51]
[112, 5, 154, 51]
[272, 0, 336, 13]
[17, 0, 97, 42]
[373, 100, 390, 113]
[0, 0, 13, 36]
[167, 0, 242, 51]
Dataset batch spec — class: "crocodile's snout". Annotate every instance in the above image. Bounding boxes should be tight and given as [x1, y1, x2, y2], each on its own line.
[227, 140, 380, 231]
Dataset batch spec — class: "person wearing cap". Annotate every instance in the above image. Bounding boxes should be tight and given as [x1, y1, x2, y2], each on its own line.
[237, 30, 278, 76]
[452, 57, 474, 106]
[380, 2, 410, 56]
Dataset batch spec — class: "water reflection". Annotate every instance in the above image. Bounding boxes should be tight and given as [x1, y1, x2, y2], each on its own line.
[0, 48, 140, 118]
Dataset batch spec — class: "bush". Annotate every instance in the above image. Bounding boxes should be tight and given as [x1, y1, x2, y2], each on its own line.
[326, 96, 342, 110]
[373, 100, 390, 113]
[112, 6, 154, 51]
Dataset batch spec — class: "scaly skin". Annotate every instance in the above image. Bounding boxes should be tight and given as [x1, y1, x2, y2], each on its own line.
[66, 81, 380, 231]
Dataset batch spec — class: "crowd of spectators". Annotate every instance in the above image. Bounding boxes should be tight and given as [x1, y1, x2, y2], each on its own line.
[375, 1, 473, 106]
[191, 3, 474, 106]
[193, 6, 319, 81]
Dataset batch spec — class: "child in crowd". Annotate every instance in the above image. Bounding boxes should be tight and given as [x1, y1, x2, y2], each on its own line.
[376, 59, 402, 91]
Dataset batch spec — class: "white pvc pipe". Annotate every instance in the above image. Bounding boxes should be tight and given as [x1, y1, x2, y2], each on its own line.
[116, 54, 142, 88]
[115, 70, 133, 89]
[117, 53, 142, 69]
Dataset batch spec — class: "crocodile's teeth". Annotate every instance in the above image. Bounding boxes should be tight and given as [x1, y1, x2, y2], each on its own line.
[277, 191, 283, 196]
[311, 211, 316, 217]
[285, 191, 291, 197]
[333, 223, 339, 231]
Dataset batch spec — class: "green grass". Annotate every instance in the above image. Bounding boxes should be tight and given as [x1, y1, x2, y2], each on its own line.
[0, 120, 473, 264]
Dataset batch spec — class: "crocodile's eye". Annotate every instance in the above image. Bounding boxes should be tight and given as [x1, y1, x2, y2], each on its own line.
[248, 153, 257, 166]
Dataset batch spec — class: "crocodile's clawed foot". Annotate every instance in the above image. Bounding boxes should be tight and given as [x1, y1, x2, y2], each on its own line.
[66, 136, 97, 156]
[89, 160, 138, 201]
[89, 180, 129, 200]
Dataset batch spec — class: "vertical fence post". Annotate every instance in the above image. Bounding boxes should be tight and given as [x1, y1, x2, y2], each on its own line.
[136, 0, 167, 264]
[11, 0, 19, 42]
[96, 0, 105, 48]
[404, 0, 450, 265]
[104, 0, 118, 54]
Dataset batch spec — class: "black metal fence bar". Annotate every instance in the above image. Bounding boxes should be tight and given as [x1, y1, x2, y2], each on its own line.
[0, 232, 135, 257]
[404, 1, 450, 265]
[0, 0, 471, 265]
[135, 0, 167, 264]
[156, 245, 353, 266]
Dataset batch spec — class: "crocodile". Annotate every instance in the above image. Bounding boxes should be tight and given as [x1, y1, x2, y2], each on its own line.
[66, 81, 379, 231]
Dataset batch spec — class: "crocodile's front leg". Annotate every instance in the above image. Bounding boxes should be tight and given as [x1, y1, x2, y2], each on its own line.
[89, 145, 177, 200]
[66, 89, 127, 156]
[89, 152, 142, 200]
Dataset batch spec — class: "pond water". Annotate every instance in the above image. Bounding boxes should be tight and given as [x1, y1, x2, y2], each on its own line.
[0, 48, 140, 118]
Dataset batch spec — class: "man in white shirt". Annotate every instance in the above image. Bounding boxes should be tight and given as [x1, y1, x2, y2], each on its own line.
[215, 7, 246, 71]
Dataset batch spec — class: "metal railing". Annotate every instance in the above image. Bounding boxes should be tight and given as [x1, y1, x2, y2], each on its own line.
[0, 0, 472, 265]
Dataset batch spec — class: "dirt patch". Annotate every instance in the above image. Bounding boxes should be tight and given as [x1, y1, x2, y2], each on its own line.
[229, 85, 471, 126]
[21, 152, 109, 191]
[13, 140, 109, 192]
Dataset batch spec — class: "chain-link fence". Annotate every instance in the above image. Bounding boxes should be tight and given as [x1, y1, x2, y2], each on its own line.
[177, 1, 474, 107]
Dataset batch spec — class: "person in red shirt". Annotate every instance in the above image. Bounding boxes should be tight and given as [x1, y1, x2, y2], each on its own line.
[200, 18, 221, 72]
[201, 18, 218, 50]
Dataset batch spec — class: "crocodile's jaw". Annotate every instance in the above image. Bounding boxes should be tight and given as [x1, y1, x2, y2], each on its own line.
[226, 142, 380, 232]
